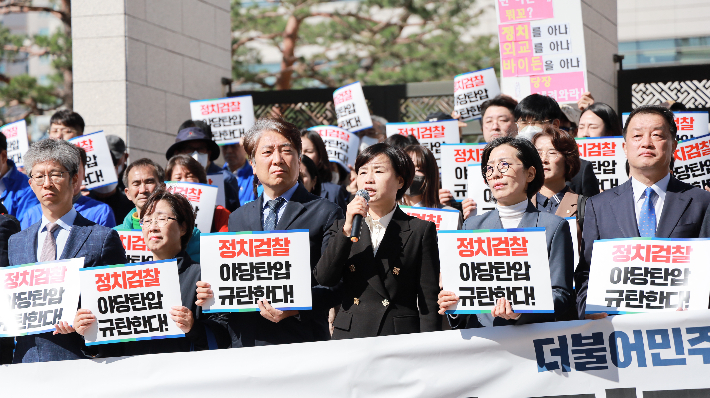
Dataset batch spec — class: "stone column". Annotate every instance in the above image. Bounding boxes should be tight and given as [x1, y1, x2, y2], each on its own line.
[72, 0, 231, 163]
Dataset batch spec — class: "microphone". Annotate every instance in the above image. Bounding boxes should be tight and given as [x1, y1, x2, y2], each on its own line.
[350, 189, 370, 243]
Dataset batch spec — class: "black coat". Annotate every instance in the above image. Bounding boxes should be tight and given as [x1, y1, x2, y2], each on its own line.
[315, 207, 441, 339]
[214, 184, 344, 347]
[567, 159, 600, 197]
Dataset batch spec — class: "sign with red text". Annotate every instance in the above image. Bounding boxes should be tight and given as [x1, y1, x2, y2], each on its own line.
[438, 228, 553, 314]
[79, 259, 184, 345]
[207, 173, 226, 208]
[586, 238, 710, 314]
[386, 120, 460, 170]
[190, 95, 255, 145]
[497, 0, 587, 103]
[165, 181, 218, 232]
[576, 136, 628, 192]
[0, 119, 29, 168]
[116, 229, 154, 264]
[199, 231, 312, 312]
[467, 163, 495, 215]
[333, 81, 373, 133]
[672, 134, 710, 190]
[0, 258, 83, 337]
[400, 205, 460, 231]
[453, 68, 501, 121]
[441, 143, 487, 202]
[69, 131, 119, 190]
[308, 125, 360, 169]
[623, 111, 709, 141]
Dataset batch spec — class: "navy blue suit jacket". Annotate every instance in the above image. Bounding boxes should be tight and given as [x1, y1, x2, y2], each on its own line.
[575, 176, 710, 318]
[450, 202, 574, 329]
[567, 158, 600, 197]
[217, 184, 344, 347]
[7, 213, 126, 363]
[319, 182, 349, 213]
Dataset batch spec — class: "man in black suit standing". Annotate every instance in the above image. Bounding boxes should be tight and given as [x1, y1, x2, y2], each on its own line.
[196, 118, 343, 347]
[576, 105, 710, 319]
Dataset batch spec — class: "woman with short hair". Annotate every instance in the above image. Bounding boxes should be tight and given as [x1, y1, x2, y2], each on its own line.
[315, 143, 441, 339]
[438, 137, 574, 327]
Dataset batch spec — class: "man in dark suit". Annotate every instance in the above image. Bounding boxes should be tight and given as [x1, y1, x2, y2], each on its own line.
[3, 139, 126, 363]
[197, 118, 343, 347]
[575, 105, 710, 319]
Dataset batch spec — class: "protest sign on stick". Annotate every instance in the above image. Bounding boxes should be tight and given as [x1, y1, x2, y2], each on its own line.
[165, 181, 218, 232]
[453, 68, 501, 121]
[0, 119, 29, 169]
[333, 82, 373, 133]
[386, 120, 460, 170]
[308, 125, 360, 170]
[69, 131, 119, 190]
[117, 229, 154, 264]
[576, 136, 628, 192]
[400, 206, 460, 231]
[467, 163, 495, 215]
[441, 143, 487, 202]
[190, 95, 255, 145]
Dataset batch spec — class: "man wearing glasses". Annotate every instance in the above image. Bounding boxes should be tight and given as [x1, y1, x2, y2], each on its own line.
[2, 139, 125, 363]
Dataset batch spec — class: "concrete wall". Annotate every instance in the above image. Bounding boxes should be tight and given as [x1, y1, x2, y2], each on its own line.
[582, 0, 619, 110]
[72, 0, 231, 164]
[618, 0, 710, 42]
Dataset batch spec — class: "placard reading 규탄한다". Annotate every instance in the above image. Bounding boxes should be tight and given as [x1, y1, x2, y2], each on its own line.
[308, 125, 360, 170]
[79, 259, 184, 345]
[453, 67, 501, 121]
[69, 131, 119, 190]
[0, 258, 84, 337]
[190, 96, 255, 145]
[438, 228, 554, 314]
[576, 136, 628, 192]
[199, 231, 312, 312]
[586, 238, 710, 314]
[333, 81, 373, 133]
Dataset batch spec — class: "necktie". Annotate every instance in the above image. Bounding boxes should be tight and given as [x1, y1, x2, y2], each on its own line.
[263, 197, 286, 231]
[40, 222, 61, 262]
[638, 187, 657, 238]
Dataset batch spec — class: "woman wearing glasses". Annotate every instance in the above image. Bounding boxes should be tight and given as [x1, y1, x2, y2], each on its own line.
[437, 137, 574, 328]
[71, 189, 215, 355]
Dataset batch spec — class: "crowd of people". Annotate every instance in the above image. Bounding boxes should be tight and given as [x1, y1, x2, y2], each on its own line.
[0, 90, 708, 365]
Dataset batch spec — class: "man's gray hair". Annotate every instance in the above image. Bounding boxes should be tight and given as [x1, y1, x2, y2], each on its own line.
[24, 139, 81, 176]
[242, 118, 302, 159]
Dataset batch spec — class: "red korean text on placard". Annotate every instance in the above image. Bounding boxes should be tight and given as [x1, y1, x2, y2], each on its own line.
[168, 186, 203, 202]
[675, 117, 695, 132]
[406, 212, 443, 230]
[218, 237, 291, 258]
[200, 101, 241, 115]
[95, 268, 161, 292]
[674, 138, 710, 162]
[577, 141, 617, 158]
[2, 126, 17, 138]
[120, 234, 149, 252]
[318, 128, 350, 142]
[334, 89, 353, 106]
[453, 148, 484, 163]
[457, 235, 529, 257]
[454, 75, 486, 93]
[611, 243, 692, 263]
[75, 139, 94, 153]
[4, 265, 67, 290]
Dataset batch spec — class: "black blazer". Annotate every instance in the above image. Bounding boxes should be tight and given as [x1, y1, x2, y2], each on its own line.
[575, 176, 710, 318]
[320, 182, 349, 213]
[315, 207, 441, 339]
[450, 202, 574, 329]
[567, 159, 600, 197]
[217, 184, 344, 347]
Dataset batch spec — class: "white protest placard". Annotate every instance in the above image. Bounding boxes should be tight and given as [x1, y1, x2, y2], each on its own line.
[623, 111, 710, 141]
[441, 143, 487, 202]
[207, 173, 226, 208]
[672, 133, 710, 189]
[386, 120, 460, 171]
[0, 258, 84, 337]
[576, 136, 628, 192]
[69, 131, 119, 190]
[586, 238, 710, 314]
[79, 259, 184, 345]
[1, 119, 29, 168]
[497, 0, 588, 103]
[199, 230, 312, 312]
[190, 95, 255, 145]
[165, 181, 218, 232]
[333, 81, 373, 133]
[116, 229, 154, 264]
[565, 217, 579, 271]
[438, 228, 554, 314]
[399, 205, 460, 231]
[466, 163, 496, 215]
[308, 125, 360, 169]
[453, 67, 501, 121]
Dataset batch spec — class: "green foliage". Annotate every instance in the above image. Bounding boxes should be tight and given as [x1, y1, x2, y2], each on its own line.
[231, 0, 499, 89]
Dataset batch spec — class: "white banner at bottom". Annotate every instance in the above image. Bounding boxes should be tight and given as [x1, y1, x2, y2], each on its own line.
[3, 311, 710, 397]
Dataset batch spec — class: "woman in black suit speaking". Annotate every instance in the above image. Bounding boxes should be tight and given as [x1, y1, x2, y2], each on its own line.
[315, 143, 441, 339]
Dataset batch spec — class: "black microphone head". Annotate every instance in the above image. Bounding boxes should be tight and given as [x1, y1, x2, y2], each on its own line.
[355, 189, 370, 202]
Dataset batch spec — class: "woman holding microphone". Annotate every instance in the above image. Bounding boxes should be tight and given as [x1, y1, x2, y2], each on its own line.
[438, 137, 574, 327]
[315, 143, 441, 339]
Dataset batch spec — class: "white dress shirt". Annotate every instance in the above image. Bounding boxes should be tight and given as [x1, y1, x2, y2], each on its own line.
[630, 173, 670, 227]
[261, 182, 299, 229]
[497, 199, 528, 229]
[36, 207, 77, 262]
[365, 206, 397, 256]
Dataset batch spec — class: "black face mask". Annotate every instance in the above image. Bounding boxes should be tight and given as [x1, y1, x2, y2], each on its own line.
[406, 175, 425, 196]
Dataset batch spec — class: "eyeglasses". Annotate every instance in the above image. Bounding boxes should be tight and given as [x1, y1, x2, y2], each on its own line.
[30, 171, 69, 185]
[485, 160, 521, 178]
[537, 149, 560, 160]
[140, 216, 177, 229]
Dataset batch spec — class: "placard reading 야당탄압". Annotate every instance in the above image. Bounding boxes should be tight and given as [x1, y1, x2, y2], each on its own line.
[453, 68, 501, 121]
[576, 136, 628, 192]
[199, 230, 313, 313]
[440, 143, 487, 202]
[439, 228, 554, 314]
[333, 81, 373, 133]
[190, 96, 255, 146]
[308, 125, 360, 170]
